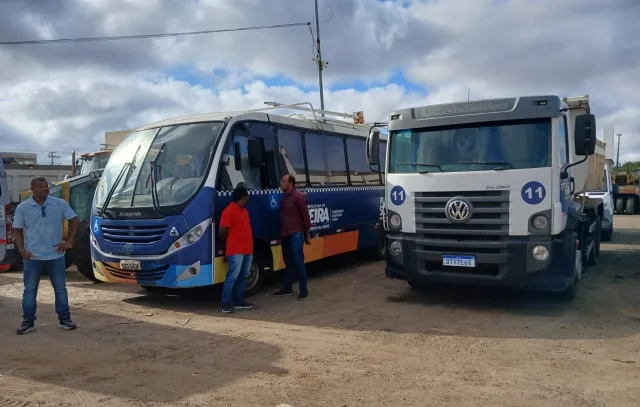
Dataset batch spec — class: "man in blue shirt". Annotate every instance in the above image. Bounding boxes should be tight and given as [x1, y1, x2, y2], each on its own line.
[13, 177, 80, 334]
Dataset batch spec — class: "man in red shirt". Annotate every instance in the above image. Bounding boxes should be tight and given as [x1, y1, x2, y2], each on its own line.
[219, 186, 255, 313]
[273, 174, 311, 300]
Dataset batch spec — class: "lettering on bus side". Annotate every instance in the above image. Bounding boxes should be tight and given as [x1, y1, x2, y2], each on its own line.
[309, 203, 330, 231]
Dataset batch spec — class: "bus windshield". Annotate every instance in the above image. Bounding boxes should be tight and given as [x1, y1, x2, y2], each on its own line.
[388, 118, 551, 173]
[94, 121, 224, 209]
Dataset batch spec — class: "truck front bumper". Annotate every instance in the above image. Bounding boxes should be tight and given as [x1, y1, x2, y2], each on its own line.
[385, 232, 576, 292]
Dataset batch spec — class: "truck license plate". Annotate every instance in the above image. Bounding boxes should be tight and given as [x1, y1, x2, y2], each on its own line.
[120, 260, 141, 271]
[442, 255, 476, 268]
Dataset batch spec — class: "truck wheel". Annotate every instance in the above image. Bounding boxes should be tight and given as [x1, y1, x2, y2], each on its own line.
[244, 252, 267, 297]
[625, 198, 635, 215]
[557, 248, 582, 301]
[602, 227, 613, 242]
[615, 198, 624, 214]
[73, 219, 99, 282]
[64, 250, 74, 270]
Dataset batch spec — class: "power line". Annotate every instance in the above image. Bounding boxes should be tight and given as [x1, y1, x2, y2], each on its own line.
[47, 151, 60, 165]
[0, 21, 311, 45]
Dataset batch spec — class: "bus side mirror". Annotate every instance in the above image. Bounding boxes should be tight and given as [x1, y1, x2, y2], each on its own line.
[574, 114, 596, 156]
[247, 138, 263, 168]
[233, 142, 242, 171]
[367, 129, 380, 167]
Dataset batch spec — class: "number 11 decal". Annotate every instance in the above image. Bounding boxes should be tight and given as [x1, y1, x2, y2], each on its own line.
[521, 181, 546, 205]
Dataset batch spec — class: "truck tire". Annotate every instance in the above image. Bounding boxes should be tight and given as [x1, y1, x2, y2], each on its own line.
[625, 198, 635, 215]
[602, 217, 613, 242]
[64, 250, 74, 270]
[556, 247, 582, 301]
[73, 219, 99, 282]
[244, 251, 267, 297]
[615, 198, 623, 214]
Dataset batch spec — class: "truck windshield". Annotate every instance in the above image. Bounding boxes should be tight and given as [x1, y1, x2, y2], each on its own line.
[389, 118, 551, 173]
[94, 121, 224, 209]
[80, 154, 111, 175]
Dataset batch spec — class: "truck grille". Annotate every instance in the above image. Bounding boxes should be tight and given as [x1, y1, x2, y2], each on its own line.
[101, 224, 167, 244]
[413, 190, 510, 273]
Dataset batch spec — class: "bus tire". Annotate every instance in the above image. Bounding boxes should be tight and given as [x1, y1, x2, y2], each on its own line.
[73, 219, 99, 282]
[244, 252, 267, 297]
[373, 232, 387, 260]
[408, 281, 428, 290]
[625, 197, 635, 215]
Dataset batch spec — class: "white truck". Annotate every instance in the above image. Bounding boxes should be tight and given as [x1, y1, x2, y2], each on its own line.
[367, 95, 603, 300]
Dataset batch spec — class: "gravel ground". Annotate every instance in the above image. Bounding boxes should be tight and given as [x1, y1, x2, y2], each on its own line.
[0, 216, 638, 407]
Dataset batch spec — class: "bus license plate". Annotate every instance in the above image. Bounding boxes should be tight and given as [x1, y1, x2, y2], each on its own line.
[442, 255, 476, 268]
[120, 260, 141, 271]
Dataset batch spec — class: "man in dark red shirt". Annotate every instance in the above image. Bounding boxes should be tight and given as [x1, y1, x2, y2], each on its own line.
[219, 186, 255, 313]
[273, 174, 311, 300]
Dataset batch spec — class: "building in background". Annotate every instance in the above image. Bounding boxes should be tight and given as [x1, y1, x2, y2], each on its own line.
[104, 130, 133, 150]
[0, 151, 37, 165]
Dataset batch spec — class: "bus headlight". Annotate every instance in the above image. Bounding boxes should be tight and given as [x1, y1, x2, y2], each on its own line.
[531, 245, 549, 261]
[389, 240, 402, 256]
[532, 215, 549, 230]
[389, 213, 401, 229]
[167, 218, 212, 254]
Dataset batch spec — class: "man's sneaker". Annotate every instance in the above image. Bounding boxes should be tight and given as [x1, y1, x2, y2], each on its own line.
[273, 289, 293, 296]
[221, 303, 234, 313]
[16, 321, 35, 335]
[233, 301, 255, 310]
[59, 319, 77, 330]
[298, 292, 308, 301]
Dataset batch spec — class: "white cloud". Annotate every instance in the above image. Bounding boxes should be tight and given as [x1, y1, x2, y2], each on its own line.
[0, 0, 639, 163]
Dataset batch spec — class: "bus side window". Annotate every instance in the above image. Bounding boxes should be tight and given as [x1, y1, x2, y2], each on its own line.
[305, 132, 347, 187]
[245, 122, 279, 190]
[346, 137, 380, 186]
[276, 128, 308, 186]
[220, 126, 261, 190]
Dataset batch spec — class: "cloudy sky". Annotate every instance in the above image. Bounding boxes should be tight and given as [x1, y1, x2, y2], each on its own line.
[0, 0, 639, 164]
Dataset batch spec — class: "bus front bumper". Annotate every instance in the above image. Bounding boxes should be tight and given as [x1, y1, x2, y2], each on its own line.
[384, 233, 576, 292]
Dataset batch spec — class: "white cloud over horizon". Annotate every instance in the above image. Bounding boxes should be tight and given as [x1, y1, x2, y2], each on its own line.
[1, 0, 639, 164]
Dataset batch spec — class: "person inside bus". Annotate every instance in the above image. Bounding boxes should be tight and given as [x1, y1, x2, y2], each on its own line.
[13, 176, 80, 334]
[218, 186, 255, 313]
[273, 174, 311, 300]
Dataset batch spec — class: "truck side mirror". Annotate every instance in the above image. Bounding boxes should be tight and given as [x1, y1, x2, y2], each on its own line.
[367, 129, 381, 167]
[247, 138, 263, 168]
[574, 113, 596, 156]
[233, 142, 242, 171]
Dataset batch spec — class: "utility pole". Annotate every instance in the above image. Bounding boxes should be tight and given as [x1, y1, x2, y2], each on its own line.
[616, 133, 622, 167]
[314, 0, 327, 116]
[47, 151, 60, 165]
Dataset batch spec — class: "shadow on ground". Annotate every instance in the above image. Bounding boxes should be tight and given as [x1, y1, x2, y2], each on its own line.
[0, 295, 286, 404]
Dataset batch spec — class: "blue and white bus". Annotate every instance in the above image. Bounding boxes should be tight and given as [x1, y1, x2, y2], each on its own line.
[89, 103, 388, 294]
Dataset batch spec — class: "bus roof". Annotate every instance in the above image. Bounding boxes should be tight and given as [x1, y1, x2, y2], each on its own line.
[134, 102, 386, 140]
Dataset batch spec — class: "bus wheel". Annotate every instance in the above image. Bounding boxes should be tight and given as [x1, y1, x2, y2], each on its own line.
[374, 233, 387, 260]
[408, 281, 428, 290]
[244, 253, 266, 297]
[73, 219, 99, 282]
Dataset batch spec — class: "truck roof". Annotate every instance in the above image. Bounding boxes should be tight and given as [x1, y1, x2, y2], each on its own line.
[80, 150, 112, 158]
[387, 95, 580, 131]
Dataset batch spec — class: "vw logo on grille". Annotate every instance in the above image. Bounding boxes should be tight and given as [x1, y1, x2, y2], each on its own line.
[445, 197, 472, 223]
[123, 243, 134, 255]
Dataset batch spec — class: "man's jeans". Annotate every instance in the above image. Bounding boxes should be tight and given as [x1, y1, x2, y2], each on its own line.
[282, 232, 308, 294]
[222, 254, 253, 305]
[22, 257, 71, 323]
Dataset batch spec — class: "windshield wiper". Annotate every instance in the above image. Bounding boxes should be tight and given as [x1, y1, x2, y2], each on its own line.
[456, 161, 514, 170]
[99, 145, 142, 217]
[397, 161, 443, 173]
[149, 143, 165, 214]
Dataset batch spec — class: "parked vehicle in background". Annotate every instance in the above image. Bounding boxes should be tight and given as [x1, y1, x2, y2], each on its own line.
[585, 158, 614, 241]
[14, 149, 112, 278]
[367, 95, 603, 301]
[90, 102, 387, 295]
[611, 168, 640, 215]
[0, 159, 12, 272]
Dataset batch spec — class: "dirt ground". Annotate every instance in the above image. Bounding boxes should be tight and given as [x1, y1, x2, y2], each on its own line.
[1, 218, 639, 407]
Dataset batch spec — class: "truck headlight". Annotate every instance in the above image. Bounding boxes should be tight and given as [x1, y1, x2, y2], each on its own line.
[531, 245, 549, 261]
[389, 213, 401, 229]
[532, 215, 549, 230]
